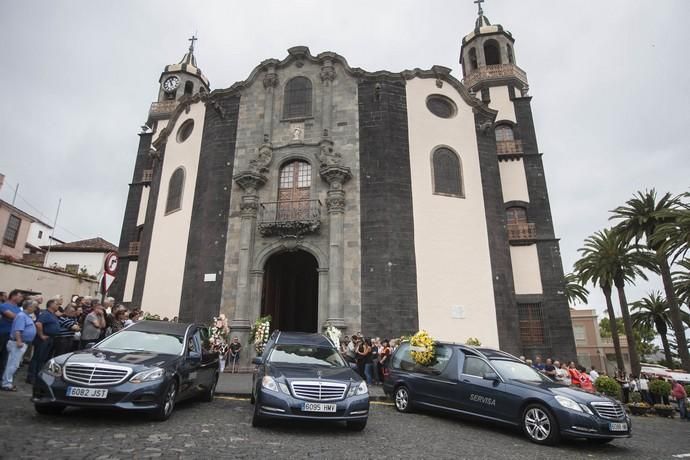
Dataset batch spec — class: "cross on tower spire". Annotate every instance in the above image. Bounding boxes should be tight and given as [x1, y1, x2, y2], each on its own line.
[188, 34, 198, 54]
[474, 0, 484, 16]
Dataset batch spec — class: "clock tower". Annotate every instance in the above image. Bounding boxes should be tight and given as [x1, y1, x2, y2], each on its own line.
[155, 35, 210, 107]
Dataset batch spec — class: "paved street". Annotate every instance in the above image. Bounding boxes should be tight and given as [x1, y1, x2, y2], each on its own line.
[2, 375, 690, 460]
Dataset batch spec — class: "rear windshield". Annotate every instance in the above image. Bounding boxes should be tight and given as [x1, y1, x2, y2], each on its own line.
[268, 344, 346, 368]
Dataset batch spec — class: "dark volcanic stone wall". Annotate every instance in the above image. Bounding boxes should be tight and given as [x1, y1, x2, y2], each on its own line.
[357, 78, 419, 339]
[178, 94, 241, 323]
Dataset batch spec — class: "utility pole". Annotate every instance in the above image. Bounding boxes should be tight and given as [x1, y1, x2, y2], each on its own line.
[44, 198, 62, 267]
[11, 183, 18, 205]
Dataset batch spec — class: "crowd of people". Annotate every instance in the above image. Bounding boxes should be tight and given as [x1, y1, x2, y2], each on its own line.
[0, 289, 149, 391]
[339, 334, 397, 385]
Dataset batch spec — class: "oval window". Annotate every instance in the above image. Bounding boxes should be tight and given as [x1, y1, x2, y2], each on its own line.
[426, 95, 457, 119]
[176, 119, 194, 143]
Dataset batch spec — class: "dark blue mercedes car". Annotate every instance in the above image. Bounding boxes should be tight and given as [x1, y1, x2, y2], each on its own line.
[383, 342, 631, 445]
[251, 331, 369, 430]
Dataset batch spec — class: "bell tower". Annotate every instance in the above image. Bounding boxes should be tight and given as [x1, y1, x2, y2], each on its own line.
[459, 0, 528, 96]
[156, 35, 210, 104]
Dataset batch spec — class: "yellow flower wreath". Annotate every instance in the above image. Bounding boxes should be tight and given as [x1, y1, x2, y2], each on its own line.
[410, 330, 436, 366]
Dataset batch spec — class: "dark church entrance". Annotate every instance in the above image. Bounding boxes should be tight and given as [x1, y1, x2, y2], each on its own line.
[261, 250, 318, 333]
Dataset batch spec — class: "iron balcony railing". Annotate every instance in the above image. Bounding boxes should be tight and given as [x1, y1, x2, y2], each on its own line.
[149, 100, 177, 118]
[496, 139, 523, 155]
[258, 199, 322, 236]
[507, 222, 537, 242]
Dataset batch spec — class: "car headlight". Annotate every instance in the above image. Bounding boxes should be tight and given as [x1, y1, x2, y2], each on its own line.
[555, 395, 585, 413]
[348, 381, 368, 397]
[130, 367, 165, 383]
[261, 376, 279, 392]
[44, 359, 62, 377]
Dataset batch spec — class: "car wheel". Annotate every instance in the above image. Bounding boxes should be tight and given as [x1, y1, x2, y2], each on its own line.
[588, 437, 614, 444]
[201, 374, 218, 402]
[346, 420, 367, 431]
[522, 404, 560, 446]
[251, 398, 267, 427]
[152, 379, 178, 422]
[394, 385, 412, 413]
[34, 404, 65, 416]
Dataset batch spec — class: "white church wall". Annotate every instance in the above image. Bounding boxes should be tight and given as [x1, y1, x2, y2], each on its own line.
[498, 159, 530, 203]
[122, 260, 137, 302]
[488, 86, 516, 122]
[136, 186, 149, 227]
[510, 245, 543, 294]
[142, 102, 206, 319]
[405, 77, 499, 347]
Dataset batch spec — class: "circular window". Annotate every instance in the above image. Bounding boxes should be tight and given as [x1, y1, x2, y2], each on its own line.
[176, 119, 194, 143]
[426, 95, 457, 119]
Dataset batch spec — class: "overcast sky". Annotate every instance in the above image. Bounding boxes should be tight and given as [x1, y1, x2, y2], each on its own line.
[1, 1, 688, 317]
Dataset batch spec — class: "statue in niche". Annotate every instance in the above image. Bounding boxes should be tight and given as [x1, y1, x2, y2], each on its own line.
[248, 143, 273, 174]
[318, 141, 342, 167]
[292, 126, 303, 141]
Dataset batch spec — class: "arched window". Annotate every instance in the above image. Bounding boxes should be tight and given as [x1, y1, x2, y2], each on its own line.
[468, 47, 478, 71]
[507, 44, 514, 64]
[495, 124, 515, 142]
[484, 40, 501, 65]
[506, 206, 527, 225]
[283, 77, 313, 119]
[166, 168, 185, 214]
[277, 160, 312, 220]
[432, 148, 463, 197]
[184, 81, 194, 96]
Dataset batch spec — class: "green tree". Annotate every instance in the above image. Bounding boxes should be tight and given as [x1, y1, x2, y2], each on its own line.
[632, 292, 673, 364]
[600, 317, 656, 360]
[575, 228, 653, 377]
[611, 189, 690, 371]
[674, 258, 690, 309]
[564, 272, 589, 306]
[575, 230, 624, 373]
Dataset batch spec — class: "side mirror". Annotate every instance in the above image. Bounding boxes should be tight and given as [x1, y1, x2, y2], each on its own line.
[252, 357, 263, 365]
[483, 372, 500, 382]
[188, 351, 201, 361]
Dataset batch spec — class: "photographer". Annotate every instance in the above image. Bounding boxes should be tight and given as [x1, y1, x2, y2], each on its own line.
[80, 304, 105, 349]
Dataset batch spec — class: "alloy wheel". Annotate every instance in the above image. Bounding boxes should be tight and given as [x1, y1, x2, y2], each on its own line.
[164, 382, 177, 416]
[395, 387, 409, 412]
[524, 407, 551, 441]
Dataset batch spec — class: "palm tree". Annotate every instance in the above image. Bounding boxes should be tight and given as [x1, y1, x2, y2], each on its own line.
[611, 189, 690, 372]
[632, 292, 673, 364]
[674, 259, 690, 308]
[575, 230, 624, 373]
[651, 194, 690, 261]
[564, 272, 589, 306]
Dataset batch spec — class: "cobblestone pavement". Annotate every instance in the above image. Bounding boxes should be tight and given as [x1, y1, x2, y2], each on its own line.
[1, 376, 690, 459]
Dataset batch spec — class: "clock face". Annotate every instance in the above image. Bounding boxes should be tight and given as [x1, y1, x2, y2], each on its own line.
[163, 76, 180, 93]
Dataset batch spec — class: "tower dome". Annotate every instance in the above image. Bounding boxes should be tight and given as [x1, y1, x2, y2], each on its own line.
[460, 3, 528, 95]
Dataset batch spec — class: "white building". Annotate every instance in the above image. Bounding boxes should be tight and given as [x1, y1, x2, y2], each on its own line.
[44, 237, 117, 278]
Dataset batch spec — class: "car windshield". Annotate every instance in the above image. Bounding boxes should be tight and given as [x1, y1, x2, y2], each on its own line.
[95, 330, 184, 355]
[490, 359, 550, 383]
[268, 344, 346, 368]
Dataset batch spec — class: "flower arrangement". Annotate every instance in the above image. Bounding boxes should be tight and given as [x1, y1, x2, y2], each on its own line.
[324, 323, 342, 347]
[249, 315, 272, 355]
[627, 391, 650, 415]
[208, 314, 230, 356]
[142, 312, 161, 321]
[465, 337, 482, 346]
[410, 330, 436, 366]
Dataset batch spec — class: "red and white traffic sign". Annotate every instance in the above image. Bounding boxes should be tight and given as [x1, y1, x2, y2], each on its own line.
[102, 252, 119, 293]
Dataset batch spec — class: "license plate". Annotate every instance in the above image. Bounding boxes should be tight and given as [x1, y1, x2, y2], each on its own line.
[66, 386, 108, 399]
[302, 402, 336, 413]
[608, 422, 627, 432]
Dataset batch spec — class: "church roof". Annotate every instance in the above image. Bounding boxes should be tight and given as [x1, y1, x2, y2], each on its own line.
[161, 35, 209, 88]
[44, 237, 117, 253]
[462, 10, 513, 45]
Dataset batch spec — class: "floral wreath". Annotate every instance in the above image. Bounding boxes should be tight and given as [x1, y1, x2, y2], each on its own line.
[324, 323, 342, 347]
[208, 314, 230, 356]
[249, 315, 272, 355]
[410, 330, 436, 366]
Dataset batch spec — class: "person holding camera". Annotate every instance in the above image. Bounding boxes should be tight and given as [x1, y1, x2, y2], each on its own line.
[80, 304, 105, 349]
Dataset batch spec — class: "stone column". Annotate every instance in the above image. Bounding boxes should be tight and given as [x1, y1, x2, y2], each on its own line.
[320, 59, 336, 137]
[320, 165, 351, 330]
[262, 65, 278, 140]
[230, 171, 267, 364]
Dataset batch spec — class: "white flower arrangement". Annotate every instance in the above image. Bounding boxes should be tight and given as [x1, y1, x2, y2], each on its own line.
[208, 314, 230, 356]
[324, 323, 342, 347]
[249, 315, 272, 355]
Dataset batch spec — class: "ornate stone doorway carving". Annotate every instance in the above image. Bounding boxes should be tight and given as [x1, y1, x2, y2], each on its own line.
[261, 250, 319, 333]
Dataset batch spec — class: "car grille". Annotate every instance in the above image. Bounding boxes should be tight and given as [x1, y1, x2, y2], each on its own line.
[63, 363, 131, 386]
[591, 402, 625, 420]
[290, 381, 347, 401]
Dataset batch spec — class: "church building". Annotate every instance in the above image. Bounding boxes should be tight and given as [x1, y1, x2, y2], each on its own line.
[110, 6, 577, 362]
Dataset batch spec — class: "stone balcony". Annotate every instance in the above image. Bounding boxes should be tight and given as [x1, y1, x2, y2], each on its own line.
[507, 222, 537, 244]
[128, 241, 140, 257]
[496, 139, 523, 157]
[141, 169, 153, 183]
[258, 199, 322, 237]
[149, 100, 177, 119]
[463, 64, 528, 90]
